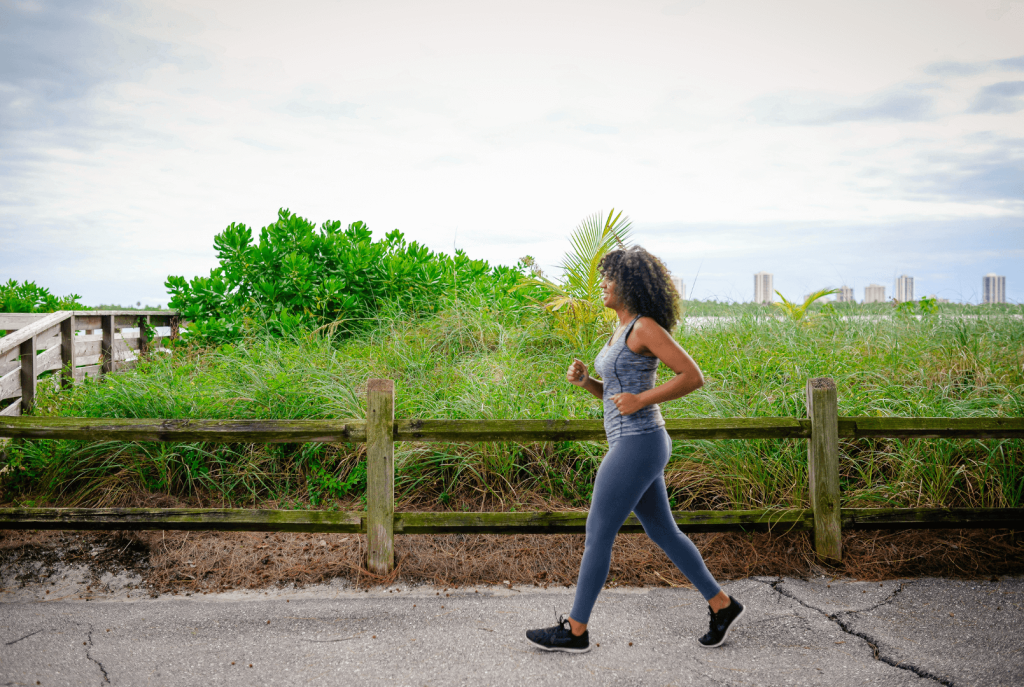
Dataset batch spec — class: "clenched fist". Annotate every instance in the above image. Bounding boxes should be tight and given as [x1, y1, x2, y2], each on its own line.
[610, 392, 644, 416]
[566, 358, 589, 386]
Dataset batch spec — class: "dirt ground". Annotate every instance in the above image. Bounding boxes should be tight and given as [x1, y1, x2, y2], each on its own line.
[1, 527, 1020, 595]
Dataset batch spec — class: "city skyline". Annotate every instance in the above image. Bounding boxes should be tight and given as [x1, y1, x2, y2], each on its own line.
[749, 272, 1008, 304]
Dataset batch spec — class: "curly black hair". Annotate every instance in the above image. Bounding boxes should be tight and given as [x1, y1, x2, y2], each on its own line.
[598, 246, 680, 331]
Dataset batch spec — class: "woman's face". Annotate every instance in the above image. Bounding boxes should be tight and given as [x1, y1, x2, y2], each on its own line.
[600, 277, 619, 308]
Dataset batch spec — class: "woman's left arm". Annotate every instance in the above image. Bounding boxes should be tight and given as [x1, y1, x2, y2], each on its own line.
[610, 318, 705, 416]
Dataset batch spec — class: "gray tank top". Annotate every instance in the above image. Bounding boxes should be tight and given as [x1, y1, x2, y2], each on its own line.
[593, 315, 665, 440]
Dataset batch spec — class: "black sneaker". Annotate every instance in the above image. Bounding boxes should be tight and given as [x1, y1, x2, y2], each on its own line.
[697, 596, 745, 648]
[526, 615, 591, 653]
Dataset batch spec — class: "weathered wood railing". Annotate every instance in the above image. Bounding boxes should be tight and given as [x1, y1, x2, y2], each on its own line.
[0, 310, 182, 416]
[1, 377, 1022, 574]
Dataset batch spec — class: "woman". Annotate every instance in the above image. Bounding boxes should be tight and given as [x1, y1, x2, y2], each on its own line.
[526, 246, 744, 653]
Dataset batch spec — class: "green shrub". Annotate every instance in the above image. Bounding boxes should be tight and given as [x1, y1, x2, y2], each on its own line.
[0, 279, 84, 314]
[165, 208, 536, 344]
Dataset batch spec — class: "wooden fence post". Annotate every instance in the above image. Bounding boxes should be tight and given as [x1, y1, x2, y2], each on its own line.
[138, 315, 150, 356]
[60, 314, 76, 390]
[101, 315, 115, 376]
[18, 337, 37, 413]
[807, 377, 841, 561]
[366, 378, 395, 574]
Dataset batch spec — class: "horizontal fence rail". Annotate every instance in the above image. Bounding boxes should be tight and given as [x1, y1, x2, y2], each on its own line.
[1, 377, 1022, 574]
[2, 416, 1022, 443]
[0, 310, 184, 418]
[0, 417, 370, 443]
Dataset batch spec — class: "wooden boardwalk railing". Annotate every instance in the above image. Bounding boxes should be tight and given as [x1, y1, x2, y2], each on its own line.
[0, 310, 182, 416]
[1, 378, 1022, 574]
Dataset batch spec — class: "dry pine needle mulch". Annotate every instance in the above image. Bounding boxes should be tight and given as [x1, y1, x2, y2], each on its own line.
[1, 527, 1020, 594]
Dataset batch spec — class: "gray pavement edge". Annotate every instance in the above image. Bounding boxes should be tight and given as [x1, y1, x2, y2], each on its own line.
[1, 567, 1021, 687]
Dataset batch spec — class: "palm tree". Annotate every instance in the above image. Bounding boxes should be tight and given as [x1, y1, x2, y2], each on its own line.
[519, 209, 633, 345]
[773, 288, 838, 322]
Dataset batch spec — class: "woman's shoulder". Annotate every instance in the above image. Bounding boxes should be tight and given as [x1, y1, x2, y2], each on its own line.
[627, 316, 670, 355]
[631, 316, 666, 336]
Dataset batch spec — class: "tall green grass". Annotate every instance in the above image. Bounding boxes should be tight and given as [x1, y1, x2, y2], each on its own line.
[3, 301, 1022, 512]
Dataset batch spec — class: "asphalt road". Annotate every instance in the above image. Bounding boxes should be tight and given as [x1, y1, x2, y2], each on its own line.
[1, 569, 1021, 686]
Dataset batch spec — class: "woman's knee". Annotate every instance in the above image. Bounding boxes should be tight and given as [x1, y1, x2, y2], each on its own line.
[643, 522, 683, 549]
[584, 514, 622, 546]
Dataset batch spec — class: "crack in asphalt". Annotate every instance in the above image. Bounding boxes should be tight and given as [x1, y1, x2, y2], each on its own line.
[4, 629, 44, 646]
[760, 577, 956, 687]
[85, 625, 111, 684]
[2, 619, 112, 685]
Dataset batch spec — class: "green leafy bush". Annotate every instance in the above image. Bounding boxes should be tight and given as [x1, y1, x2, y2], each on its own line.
[166, 208, 532, 343]
[919, 296, 940, 315]
[0, 279, 84, 313]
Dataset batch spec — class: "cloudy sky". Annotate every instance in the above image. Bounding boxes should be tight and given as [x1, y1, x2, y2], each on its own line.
[1, 0, 1022, 306]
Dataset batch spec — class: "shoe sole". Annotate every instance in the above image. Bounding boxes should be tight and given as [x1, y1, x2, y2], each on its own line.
[697, 605, 746, 649]
[526, 638, 592, 653]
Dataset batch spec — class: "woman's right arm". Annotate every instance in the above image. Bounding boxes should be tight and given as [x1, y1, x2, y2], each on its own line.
[567, 358, 604, 400]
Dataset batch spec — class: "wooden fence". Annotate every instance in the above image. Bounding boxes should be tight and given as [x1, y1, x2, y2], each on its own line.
[0, 310, 181, 416]
[1, 377, 1022, 575]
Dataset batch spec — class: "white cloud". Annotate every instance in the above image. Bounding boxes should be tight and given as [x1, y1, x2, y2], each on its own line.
[1, 0, 1022, 305]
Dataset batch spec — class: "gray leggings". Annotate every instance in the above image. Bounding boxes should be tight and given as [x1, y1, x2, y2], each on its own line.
[570, 429, 721, 624]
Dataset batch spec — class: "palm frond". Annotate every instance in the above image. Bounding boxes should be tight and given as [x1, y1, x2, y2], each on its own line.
[802, 288, 839, 307]
[773, 288, 839, 321]
[513, 209, 633, 346]
[560, 209, 632, 302]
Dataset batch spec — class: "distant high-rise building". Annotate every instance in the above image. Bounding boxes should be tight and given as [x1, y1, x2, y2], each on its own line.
[754, 272, 773, 304]
[895, 275, 914, 302]
[864, 284, 886, 303]
[671, 276, 686, 301]
[983, 274, 1006, 304]
[835, 286, 854, 303]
